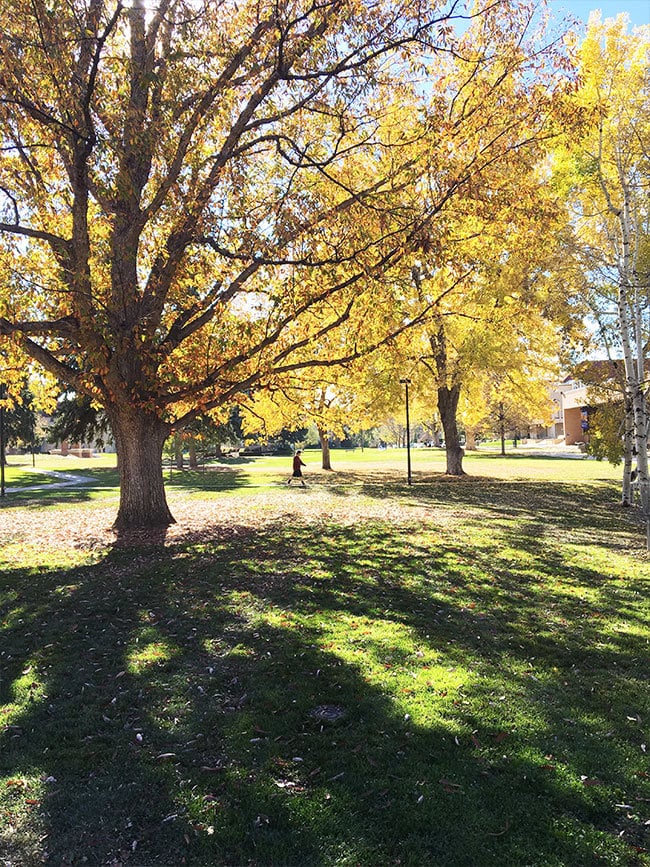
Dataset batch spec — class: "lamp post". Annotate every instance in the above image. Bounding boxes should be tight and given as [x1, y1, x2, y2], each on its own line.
[498, 401, 506, 457]
[399, 378, 412, 485]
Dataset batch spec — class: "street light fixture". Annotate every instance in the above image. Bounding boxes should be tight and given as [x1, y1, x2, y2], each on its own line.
[399, 378, 412, 486]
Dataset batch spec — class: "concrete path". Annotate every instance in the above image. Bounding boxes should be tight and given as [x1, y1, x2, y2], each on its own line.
[3, 468, 97, 494]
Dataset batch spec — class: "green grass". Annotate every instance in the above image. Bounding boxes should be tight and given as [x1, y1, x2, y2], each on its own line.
[2, 445, 622, 495]
[0, 450, 648, 866]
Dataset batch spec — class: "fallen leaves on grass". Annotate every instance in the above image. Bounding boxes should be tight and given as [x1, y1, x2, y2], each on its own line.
[0, 490, 434, 558]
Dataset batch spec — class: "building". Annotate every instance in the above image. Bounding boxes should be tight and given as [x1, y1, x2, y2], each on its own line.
[555, 361, 628, 446]
[559, 378, 592, 446]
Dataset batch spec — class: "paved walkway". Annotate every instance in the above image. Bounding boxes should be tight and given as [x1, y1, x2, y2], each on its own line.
[508, 443, 586, 459]
[3, 468, 97, 494]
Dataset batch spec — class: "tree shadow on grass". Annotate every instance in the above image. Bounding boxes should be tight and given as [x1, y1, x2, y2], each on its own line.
[340, 471, 640, 542]
[0, 488, 108, 509]
[0, 467, 120, 511]
[164, 465, 250, 494]
[1, 497, 649, 865]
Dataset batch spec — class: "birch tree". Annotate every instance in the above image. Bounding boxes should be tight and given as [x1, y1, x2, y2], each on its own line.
[559, 16, 650, 512]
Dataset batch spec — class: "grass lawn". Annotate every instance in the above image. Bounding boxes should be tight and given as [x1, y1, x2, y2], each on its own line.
[0, 448, 648, 865]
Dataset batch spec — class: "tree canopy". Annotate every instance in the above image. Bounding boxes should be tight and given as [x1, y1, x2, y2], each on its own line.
[0, 0, 579, 527]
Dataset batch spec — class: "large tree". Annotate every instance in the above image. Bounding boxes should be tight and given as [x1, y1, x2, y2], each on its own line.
[0, 0, 451, 527]
[387, 0, 586, 475]
[0, 0, 576, 527]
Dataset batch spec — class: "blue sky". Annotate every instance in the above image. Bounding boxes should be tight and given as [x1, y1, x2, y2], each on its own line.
[548, 0, 649, 28]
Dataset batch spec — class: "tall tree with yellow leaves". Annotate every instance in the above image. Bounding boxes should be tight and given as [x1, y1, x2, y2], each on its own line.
[391, 0, 586, 475]
[406, 180, 584, 475]
[0, 0, 456, 526]
[0, 0, 578, 527]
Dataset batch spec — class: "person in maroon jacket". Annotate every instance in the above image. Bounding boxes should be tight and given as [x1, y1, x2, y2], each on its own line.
[287, 450, 307, 487]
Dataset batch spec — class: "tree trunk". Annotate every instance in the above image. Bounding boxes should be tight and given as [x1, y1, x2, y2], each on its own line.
[318, 426, 332, 470]
[498, 402, 506, 456]
[189, 439, 198, 469]
[465, 427, 477, 451]
[609, 167, 649, 534]
[618, 272, 649, 516]
[174, 434, 184, 469]
[621, 398, 634, 506]
[110, 407, 175, 530]
[438, 384, 465, 475]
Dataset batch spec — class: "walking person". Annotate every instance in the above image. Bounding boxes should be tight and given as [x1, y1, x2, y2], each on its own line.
[287, 450, 307, 487]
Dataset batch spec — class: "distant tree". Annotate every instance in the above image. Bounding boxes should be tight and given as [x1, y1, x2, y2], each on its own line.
[1, 385, 38, 461]
[49, 392, 112, 449]
[171, 406, 245, 468]
[240, 352, 404, 469]
[572, 360, 628, 467]
[585, 402, 626, 466]
[462, 367, 558, 452]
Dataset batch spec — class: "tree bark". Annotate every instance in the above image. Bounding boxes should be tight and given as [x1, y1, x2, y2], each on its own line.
[465, 427, 478, 451]
[426, 312, 465, 476]
[621, 397, 634, 506]
[599, 129, 649, 531]
[318, 426, 332, 470]
[174, 434, 184, 469]
[617, 242, 649, 516]
[438, 384, 465, 475]
[110, 407, 175, 530]
[189, 440, 198, 469]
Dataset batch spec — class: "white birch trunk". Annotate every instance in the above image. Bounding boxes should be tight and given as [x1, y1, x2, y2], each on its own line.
[621, 398, 634, 507]
[613, 199, 649, 550]
[600, 122, 649, 531]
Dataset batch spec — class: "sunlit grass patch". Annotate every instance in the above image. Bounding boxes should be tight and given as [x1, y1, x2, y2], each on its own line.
[0, 542, 91, 571]
[125, 636, 180, 674]
[6, 666, 47, 708]
[0, 772, 48, 865]
[0, 603, 27, 634]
